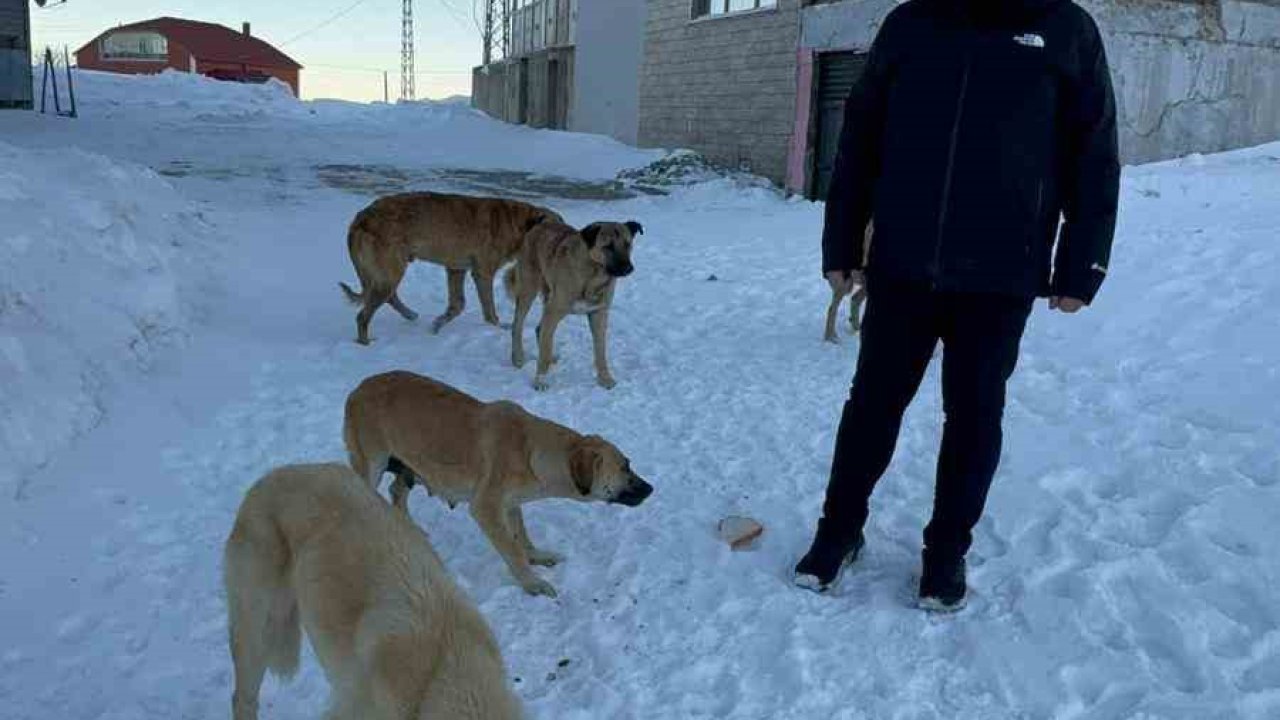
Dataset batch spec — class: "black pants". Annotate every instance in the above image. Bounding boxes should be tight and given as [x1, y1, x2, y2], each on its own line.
[822, 280, 1034, 561]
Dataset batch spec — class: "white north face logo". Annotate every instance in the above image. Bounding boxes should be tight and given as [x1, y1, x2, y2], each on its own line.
[1014, 33, 1046, 48]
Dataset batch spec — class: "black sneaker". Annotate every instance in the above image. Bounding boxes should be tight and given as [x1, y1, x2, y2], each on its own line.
[793, 521, 865, 594]
[918, 554, 967, 612]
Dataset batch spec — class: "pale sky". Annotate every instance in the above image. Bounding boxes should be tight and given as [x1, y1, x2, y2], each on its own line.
[30, 0, 483, 101]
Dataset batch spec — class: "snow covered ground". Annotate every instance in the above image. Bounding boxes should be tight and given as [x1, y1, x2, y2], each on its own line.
[0, 70, 1277, 719]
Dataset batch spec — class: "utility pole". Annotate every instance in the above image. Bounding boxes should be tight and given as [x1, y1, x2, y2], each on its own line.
[400, 0, 415, 101]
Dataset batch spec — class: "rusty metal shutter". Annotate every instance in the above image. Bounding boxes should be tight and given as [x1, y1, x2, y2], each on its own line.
[813, 51, 868, 200]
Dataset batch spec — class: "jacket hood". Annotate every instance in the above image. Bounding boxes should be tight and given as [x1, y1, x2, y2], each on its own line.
[928, 0, 1068, 26]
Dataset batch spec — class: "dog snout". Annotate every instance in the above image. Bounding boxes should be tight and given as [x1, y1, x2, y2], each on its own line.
[613, 476, 653, 507]
[610, 262, 634, 277]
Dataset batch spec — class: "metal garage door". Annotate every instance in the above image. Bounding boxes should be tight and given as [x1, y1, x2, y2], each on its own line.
[812, 51, 868, 201]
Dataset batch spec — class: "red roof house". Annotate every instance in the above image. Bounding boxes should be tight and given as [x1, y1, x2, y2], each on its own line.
[75, 17, 302, 96]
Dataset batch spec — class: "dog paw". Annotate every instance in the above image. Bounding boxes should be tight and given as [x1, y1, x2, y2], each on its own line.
[521, 577, 558, 598]
[355, 337, 372, 346]
[597, 375, 617, 390]
[512, 354, 526, 369]
[529, 549, 563, 567]
[533, 376, 551, 392]
[823, 334, 839, 344]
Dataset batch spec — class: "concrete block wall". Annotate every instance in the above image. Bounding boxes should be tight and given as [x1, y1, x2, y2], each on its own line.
[638, 0, 803, 182]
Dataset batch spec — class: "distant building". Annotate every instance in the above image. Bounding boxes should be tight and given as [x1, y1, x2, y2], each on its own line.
[475, 0, 1280, 198]
[75, 17, 302, 96]
[0, 0, 33, 109]
[471, 0, 646, 144]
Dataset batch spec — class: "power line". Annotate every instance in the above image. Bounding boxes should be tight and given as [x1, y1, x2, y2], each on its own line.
[305, 62, 468, 75]
[280, 0, 375, 47]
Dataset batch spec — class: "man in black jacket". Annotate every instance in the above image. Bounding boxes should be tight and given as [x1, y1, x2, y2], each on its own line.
[794, 0, 1120, 611]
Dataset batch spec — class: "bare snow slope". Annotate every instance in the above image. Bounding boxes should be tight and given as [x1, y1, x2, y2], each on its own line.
[0, 71, 1277, 720]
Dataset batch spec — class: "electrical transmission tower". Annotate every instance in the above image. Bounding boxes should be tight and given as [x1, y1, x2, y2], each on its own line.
[480, 0, 510, 66]
[482, 0, 495, 65]
[401, 0, 415, 101]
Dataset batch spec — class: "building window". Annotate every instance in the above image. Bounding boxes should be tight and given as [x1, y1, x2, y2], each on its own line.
[692, 0, 776, 19]
[100, 32, 168, 61]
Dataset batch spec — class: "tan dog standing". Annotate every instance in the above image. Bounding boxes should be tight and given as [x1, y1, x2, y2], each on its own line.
[343, 370, 653, 598]
[504, 219, 642, 390]
[224, 462, 523, 720]
[824, 222, 874, 343]
[339, 191, 561, 344]
[824, 274, 868, 343]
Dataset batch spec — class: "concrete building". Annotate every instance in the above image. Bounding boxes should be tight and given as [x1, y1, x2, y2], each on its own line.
[472, 0, 647, 143]
[475, 1, 1280, 196]
[75, 17, 303, 96]
[0, 0, 33, 109]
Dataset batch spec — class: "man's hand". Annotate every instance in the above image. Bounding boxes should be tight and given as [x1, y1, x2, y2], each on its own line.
[1050, 296, 1086, 313]
[826, 269, 865, 291]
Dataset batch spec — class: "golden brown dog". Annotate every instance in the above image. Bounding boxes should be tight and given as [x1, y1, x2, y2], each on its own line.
[504, 219, 642, 390]
[224, 462, 523, 720]
[824, 222, 874, 343]
[343, 370, 653, 598]
[338, 191, 562, 344]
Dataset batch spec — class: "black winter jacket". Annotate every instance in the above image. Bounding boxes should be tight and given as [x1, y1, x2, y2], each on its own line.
[821, 0, 1120, 303]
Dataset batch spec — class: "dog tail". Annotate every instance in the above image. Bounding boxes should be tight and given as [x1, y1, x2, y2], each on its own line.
[338, 281, 363, 305]
[224, 501, 302, 680]
[340, 217, 379, 306]
[502, 263, 520, 301]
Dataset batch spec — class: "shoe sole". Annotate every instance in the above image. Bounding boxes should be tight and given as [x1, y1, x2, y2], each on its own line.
[793, 544, 863, 594]
[917, 594, 968, 613]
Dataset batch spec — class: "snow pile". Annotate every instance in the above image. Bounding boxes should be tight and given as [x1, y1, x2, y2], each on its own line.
[64, 69, 304, 122]
[34, 69, 662, 182]
[0, 141, 206, 496]
[617, 149, 774, 191]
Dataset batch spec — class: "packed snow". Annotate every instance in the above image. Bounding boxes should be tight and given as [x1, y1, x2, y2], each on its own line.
[0, 69, 1277, 720]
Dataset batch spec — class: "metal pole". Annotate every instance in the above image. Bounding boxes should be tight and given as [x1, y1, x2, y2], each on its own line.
[63, 46, 77, 118]
[40, 48, 50, 113]
[383, 71, 389, 103]
[47, 48, 62, 115]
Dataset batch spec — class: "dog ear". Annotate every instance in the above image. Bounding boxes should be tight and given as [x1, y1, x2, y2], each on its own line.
[525, 213, 552, 232]
[624, 221, 643, 238]
[580, 223, 602, 248]
[568, 440, 598, 497]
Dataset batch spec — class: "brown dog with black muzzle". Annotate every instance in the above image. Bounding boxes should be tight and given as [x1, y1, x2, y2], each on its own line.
[504, 219, 642, 390]
[343, 370, 653, 598]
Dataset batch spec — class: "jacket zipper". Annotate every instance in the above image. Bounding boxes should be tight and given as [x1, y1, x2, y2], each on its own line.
[931, 55, 973, 286]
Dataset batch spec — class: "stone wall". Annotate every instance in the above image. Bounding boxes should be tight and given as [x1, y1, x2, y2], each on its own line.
[638, 0, 803, 181]
[794, 0, 1280, 170]
[1087, 0, 1280, 163]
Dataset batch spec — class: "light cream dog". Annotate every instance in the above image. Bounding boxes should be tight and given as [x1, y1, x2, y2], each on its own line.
[503, 219, 642, 390]
[224, 462, 524, 720]
[343, 370, 654, 598]
[824, 222, 874, 343]
[338, 191, 562, 344]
